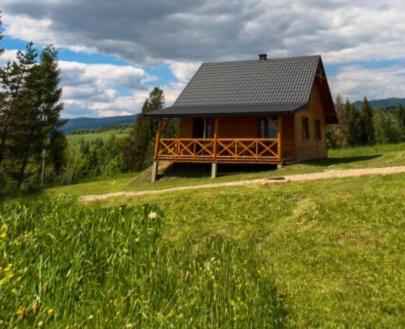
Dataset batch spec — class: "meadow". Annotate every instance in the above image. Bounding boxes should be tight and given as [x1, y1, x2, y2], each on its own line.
[66, 127, 130, 153]
[1, 143, 405, 328]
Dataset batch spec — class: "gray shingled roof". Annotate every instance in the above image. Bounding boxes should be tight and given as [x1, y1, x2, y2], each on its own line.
[147, 55, 335, 119]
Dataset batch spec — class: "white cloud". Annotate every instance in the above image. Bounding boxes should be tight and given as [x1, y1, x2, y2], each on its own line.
[3, 0, 405, 115]
[331, 65, 405, 101]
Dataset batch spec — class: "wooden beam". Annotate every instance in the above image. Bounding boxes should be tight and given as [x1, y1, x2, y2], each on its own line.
[213, 118, 219, 161]
[153, 119, 162, 160]
[277, 116, 283, 162]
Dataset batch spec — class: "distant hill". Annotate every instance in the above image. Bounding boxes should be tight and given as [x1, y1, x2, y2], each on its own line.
[353, 98, 405, 109]
[61, 114, 137, 134]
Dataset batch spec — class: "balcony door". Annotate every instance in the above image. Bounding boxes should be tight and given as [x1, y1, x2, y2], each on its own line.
[193, 118, 212, 138]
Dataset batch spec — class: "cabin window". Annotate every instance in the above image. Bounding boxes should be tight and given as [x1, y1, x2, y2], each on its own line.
[259, 118, 278, 138]
[315, 119, 321, 140]
[302, 117, 310, 141]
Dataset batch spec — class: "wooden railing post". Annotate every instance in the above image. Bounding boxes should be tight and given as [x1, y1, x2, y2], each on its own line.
[213, 118, 219, 161]
[153, 118, 162, 160]
[277, 116, 282, 161]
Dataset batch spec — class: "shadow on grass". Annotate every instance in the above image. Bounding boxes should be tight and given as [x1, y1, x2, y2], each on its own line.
[304, 154, 382, 167]
[162, 163, 278, 179]
[161, 154, 382, 180]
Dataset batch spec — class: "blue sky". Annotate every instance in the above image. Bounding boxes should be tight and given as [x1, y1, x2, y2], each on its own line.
[1, 0, 405, 118]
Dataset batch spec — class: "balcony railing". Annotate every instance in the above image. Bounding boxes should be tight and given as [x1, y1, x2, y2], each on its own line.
[155, 138, 279, 163]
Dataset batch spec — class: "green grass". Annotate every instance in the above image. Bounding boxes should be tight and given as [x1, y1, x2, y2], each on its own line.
[110, 173, 405, 328]
[66, 127, 130, 152]
[47, 142, 405, 198]
[0, 199, 284, 328]
[2, 173, 405, 327]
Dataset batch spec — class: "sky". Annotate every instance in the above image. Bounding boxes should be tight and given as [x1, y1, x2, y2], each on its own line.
[1, 0, 405, 118]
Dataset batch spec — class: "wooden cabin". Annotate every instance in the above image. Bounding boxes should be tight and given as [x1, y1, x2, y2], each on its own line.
[146, 54, 337, 181]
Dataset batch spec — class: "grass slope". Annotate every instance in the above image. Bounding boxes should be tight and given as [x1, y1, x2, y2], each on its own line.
[2, 173, 405, 327]
[110, 173, 405, 328]
[48, 142, 405, 197]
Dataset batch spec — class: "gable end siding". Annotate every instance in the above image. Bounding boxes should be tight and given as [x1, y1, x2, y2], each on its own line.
[294, 81, 327, 161]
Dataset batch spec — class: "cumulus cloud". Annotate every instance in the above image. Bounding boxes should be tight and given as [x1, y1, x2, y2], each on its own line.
[331, 65, 405, 101]
[3, 0, 405, 64]
[58, 61, 155, 117]
[2, 0, 405, 115]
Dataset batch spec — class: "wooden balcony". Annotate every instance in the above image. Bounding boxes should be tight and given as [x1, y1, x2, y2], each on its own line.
[155, 138, 280, 164]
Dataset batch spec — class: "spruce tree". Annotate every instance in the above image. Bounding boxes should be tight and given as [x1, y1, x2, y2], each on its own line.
[2, 44, 64, 188]
[360, 97, 375, 145]
[345, 100, 362, 146]
[124, 87, 163, 171]
[396, 104, 405, 129]
[0, 43, 37, 166]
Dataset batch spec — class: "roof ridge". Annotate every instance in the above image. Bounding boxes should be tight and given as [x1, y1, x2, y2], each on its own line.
[201, 55, 321, 65]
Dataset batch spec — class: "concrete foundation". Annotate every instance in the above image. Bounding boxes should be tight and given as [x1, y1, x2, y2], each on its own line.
[151, 160, 159, 182]
[211, 162, 218, 178]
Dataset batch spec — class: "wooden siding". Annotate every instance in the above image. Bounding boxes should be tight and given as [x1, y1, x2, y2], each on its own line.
[281, 115, 295, 160]
[294, 81, 327, 161]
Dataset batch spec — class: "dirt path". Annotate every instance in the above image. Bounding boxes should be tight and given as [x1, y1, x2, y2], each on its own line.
[80, 166, 405, 203]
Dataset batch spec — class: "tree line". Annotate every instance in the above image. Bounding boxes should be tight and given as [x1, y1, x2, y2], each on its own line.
[328, 95, 405, 148]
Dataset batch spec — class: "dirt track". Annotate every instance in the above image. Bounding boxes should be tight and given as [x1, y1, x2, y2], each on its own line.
[80, 166, 405, 203]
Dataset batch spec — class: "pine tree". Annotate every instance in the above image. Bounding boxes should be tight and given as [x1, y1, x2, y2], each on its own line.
[330, 94, 348, 147]
[3, 44, 64, 188]
[124, 87, 165, 171]
[359, 97, 375, 145]
[344, 100, 362, 146]
[396, 104, 405, 129]
[0, 43, 37, 166]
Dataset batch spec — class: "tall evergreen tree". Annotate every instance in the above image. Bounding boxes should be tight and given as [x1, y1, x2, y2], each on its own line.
[14, 45, 64, 187]
[124, 87, 163, 171]
[0, 43, 37, 166]
[331, 94, 348, 147]
[359, 97, 375, 145]
[396, 104, 405, 128]
[1, 44, 64, 188]
[344, 100, 362, 146]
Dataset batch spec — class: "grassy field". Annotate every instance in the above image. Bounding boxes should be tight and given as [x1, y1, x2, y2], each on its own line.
[2, 143, 405, 327]
[1, 173, 405, 327]
[66, 127, 130, 152]
[48, 142, 405, 197]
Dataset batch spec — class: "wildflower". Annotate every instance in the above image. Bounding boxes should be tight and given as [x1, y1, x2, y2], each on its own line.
[32, 301, 40, 316]
[88, 314, 94, 320]
[38, 321, 44, 327]
[16, 307, 26, 320]
[148, 212, 157, 221]
[47, 308, 55, 317]
[43, 283, 49, 294]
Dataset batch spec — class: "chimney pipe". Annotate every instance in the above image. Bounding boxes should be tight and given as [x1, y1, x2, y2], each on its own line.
[259, 53, 267, 60]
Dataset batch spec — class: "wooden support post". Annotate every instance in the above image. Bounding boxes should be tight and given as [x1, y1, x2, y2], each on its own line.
[153, 119, 162, 160]
[151, 160, 159, 182]
[211, 162, 218, 179]
[213, 118, 219, 161]
[277, 116, 283, 164]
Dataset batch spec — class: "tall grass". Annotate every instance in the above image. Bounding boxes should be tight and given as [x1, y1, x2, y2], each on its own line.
[0, 198, 285, 328]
